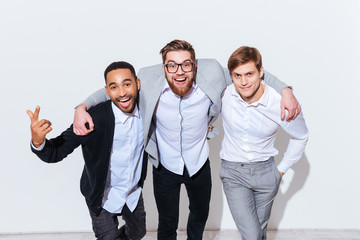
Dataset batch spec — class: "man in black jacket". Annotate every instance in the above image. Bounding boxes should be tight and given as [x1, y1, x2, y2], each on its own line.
[27, 61, 147, 240]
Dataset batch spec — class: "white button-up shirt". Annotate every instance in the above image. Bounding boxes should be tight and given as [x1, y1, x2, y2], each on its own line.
[155, 82, 211, 176]
[220, 83, 308, 173]
[102, 103, 144, 213]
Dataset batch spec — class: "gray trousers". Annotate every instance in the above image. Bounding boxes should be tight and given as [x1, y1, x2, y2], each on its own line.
[220, 157, 281, 240]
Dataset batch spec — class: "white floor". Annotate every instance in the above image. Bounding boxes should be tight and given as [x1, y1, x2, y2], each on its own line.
[1, 230, 360, 240]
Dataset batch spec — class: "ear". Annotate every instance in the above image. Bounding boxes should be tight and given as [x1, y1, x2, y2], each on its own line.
[136, 78, 141, 91]
[162, 65, 166, 75]
[259, 66, 264, 79]
[104, 85, 110, 97]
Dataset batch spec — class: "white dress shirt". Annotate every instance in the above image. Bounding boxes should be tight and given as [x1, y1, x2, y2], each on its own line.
[220, 83, 308, 173]
[102, 103, 144, 213]
[155, 82, 211, 176]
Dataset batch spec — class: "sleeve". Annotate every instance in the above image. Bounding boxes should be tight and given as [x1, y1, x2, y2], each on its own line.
[262, 70, 289, 94]
[277, 112, 309, 173]
[31, 125, 85, 163]
[79, 88, 109, 110]
[31, 140, 46, 150]
[222, 67, 233, 86]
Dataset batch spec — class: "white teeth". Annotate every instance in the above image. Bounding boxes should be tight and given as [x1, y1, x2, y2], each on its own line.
[175, 78, 186, 82]
[119, 98, 130, 102]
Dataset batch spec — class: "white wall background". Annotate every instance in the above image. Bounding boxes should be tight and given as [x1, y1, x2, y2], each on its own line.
[0, 0, 359, 234]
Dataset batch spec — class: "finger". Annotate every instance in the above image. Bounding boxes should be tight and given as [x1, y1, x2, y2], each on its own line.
[37, 119, 52, 127]
[73, 128, 79, 135]
[286, 108, 296, 122]
[39, 124, 52, 134]
[80, 126, 92, 136]
[78, 128, 84, 136]
[293, 109, 299, 120]
[286, 108, 295, 122]
[37, 119, 52, 131]
[44, 126, 53, 135]
[88, 120, 94, 131]
[26, 110, 34, 121]
[291, 105, 301, 121]
[281, 105, 285, 121]
[291, 110, 297, 121]
[33, 106, 40, 122]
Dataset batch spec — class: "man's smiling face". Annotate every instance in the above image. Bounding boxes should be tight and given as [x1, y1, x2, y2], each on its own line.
[105, 68, 140, 113]
[163, 50, 196, 97]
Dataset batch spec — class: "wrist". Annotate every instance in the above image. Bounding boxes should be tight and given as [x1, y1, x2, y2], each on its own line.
[32, 139, 45, 149]
[76, 104, 88, 111]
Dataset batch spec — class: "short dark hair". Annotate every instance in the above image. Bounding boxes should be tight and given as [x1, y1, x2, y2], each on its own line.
[104, 61, 137, 82]
[228, 46, 262, 74]
[159, 40, 196, 64]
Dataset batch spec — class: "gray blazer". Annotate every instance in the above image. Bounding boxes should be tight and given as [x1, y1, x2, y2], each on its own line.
[81, 58, 287, 168]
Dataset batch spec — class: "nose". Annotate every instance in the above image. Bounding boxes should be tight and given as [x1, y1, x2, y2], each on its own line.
[118, 87, 126, 97]
[176, 65, 185, 74]
[240, 76, 248, 86]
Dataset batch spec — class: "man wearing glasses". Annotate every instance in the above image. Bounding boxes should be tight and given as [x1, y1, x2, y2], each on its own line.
[73, 40, 300, 240]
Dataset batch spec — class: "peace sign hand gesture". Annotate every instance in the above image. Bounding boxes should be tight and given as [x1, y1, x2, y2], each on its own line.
[26, 106, 52, 148]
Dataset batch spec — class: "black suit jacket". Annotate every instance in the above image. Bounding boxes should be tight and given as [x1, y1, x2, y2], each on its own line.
[31, 100, 147, 215]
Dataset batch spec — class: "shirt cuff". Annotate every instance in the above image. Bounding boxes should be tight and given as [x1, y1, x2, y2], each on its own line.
[277, 159, 290, 174]
[31, 140, 45, 151]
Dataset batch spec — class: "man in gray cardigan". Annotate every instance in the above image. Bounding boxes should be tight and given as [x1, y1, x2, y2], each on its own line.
[73, 40, 300, 240]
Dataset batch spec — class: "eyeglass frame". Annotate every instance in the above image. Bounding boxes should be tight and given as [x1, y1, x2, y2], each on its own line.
[163, 60, 195, 73]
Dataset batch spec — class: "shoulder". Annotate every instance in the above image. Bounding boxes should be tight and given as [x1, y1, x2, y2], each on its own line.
[223, 83, 234, 96]
[88, 100, 112, 118]
[197, 58, 223, 70]
[138, 63, 163, 78]
[265, 84, 282, 101]
[197, 59, 225, 77]
[263, 84, 283, 116]
[221, 84, 234, 103]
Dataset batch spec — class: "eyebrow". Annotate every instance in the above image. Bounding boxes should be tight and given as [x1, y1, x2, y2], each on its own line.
[166, 59, 192, 64]
[108, 78, 133, 87]
[233, 70, 255, 75]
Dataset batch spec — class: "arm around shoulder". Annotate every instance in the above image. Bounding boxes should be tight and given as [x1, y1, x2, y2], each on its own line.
[73, 88, 108, 135]
[263, 70, 301, 121]
[262, 70, 288, 93]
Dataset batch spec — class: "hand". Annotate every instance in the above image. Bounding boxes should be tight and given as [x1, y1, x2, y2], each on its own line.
[281, 88, 301, 121]
[279, 171, 285, 177]
[73, 104, 94, 136]
[26, 106, 52, 148]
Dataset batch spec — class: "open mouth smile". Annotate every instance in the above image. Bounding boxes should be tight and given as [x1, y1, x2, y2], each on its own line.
[117, 97, 131, 107]
[174, 77, 187, 85]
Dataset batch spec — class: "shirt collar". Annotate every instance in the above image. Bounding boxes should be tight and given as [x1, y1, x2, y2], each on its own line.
[231, 82, 269, 107]
[111, 102, 140, 124]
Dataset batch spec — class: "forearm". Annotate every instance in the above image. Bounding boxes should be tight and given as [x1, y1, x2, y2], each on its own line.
[278, 136, 308, 173]
[263, 70, 289, 93]
[31, 139, 64, 163]
[79, 88, 109, 110]
[31, 127, 82, 163]
[277, 114, 309, 173]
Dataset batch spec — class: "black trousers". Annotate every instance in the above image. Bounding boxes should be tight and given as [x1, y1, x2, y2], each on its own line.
[89, 193, 146, 240]
[153, 160, 212, 240]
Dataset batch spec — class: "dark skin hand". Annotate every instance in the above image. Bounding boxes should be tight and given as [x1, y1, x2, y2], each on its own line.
[26, 106, 52, 148]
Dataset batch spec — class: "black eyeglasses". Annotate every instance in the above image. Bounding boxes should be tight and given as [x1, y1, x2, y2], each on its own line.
[164, 60, 194, 73]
